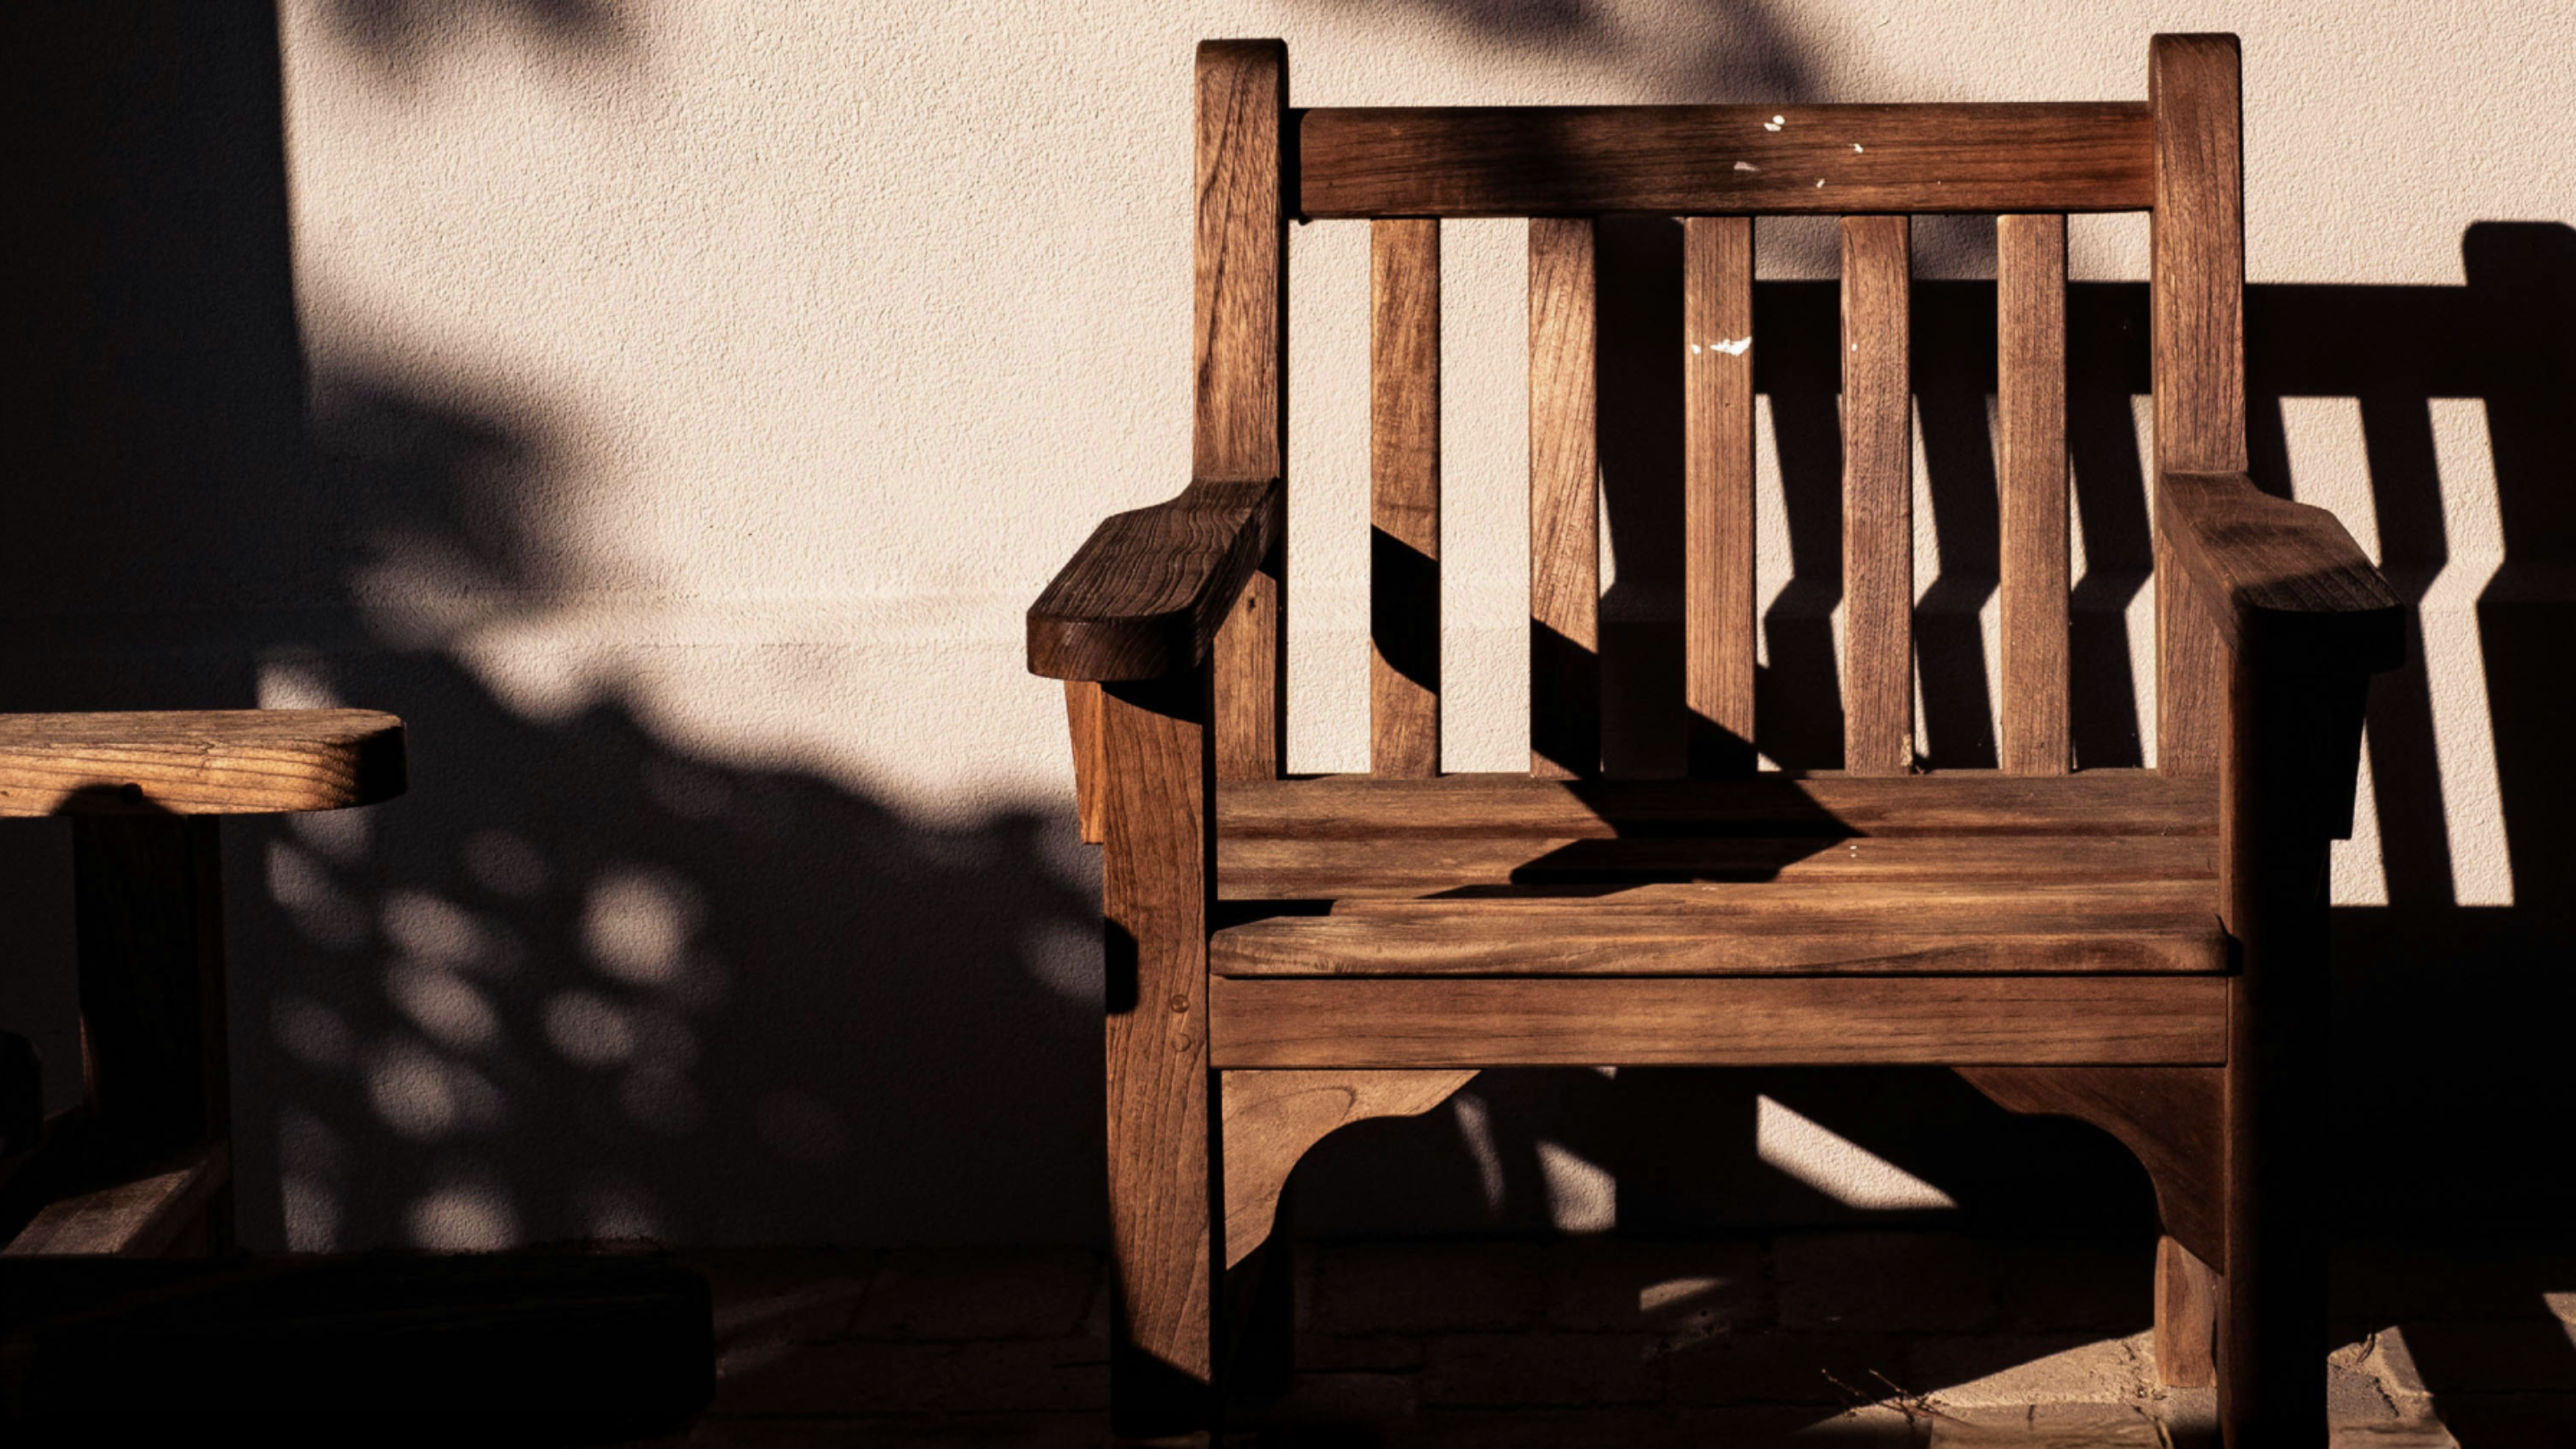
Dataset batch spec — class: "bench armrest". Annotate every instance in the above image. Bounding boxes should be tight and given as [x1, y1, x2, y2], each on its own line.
[1027, 478, 1282, 682]
[0, 709, 405, 817]
[2157, 470, 2404, 674]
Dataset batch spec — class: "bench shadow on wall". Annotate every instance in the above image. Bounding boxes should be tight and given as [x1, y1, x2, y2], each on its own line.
[6, 0, 2572, 1423]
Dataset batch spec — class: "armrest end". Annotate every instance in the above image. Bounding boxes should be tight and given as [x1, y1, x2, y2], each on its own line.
[1027, 478, 1282, 682]
[2157, 471, 2404, 674]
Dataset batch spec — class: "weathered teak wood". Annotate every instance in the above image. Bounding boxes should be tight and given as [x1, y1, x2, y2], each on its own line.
[2157, 1234, 2223, 1387]
[1027, 478, 1284, 682]
[1370, 217, 1441, 778]
[1063, 682, 1105, 845]
[1218, 1070, 1477, 1267]
[0, 709, 403, 817]
[1216, 770, 2216, 840]
[2157, 470, 2404, 672]
[1099, 674, 1218, 1431]
[1684, 215, 1757, 775]
[1210, 977, 2229, 1070]
[1998, 213, 2071, 775]
[1296, 105, 2155, 217]
[2150, 34, 2242, 777]
[1220, 834, 2216, 900]
[1214, 894, 2224, 977]
[1528, 216, 1599, 780]
[1841, 214, 1913, 775]
[2, 1142, 227, 1258]
[1019, 35, 2402, 1439]
[1199, 39, 1289, 783]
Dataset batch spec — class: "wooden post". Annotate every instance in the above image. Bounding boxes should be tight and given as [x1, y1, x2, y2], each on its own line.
[72, 813, 233, 1254]
[1100, 673, 1218, 1434]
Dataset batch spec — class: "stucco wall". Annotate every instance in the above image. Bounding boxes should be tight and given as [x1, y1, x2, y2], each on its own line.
[7, 1, 2569, 1250]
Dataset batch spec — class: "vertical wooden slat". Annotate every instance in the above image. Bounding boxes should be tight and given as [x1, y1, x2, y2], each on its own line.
[1528, 217, 1600, 780]
[2151, 34, 2243, 776]
[1840, 214, 1912, 775]
[1196, 39, 1288, 783]
[1064, 681, 1106, 844]
[1998, 212, 2071, 775]
[1100, 673, 1216, 1432]
[1684, 216, 1757, 775]
[1370, 218, 1441, 777]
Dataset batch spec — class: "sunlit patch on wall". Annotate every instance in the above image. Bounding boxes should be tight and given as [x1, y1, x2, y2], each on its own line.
[1756, 1095, 1955, 1209]
[368, 1038, 508, 1140]
[273, 993, 359, 1069]
[407, 1180, 521, 1250]
[382, 889, 512, 972]
[583, 865, 702, 986]
[1537, 1139, 1616, 1233]
[387, 961, 503, 1051]
[278, 1107, 347, 1253]
[1452, 1093, 1505, 1213]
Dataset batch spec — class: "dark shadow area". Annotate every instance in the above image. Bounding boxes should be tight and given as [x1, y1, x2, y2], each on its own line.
[4, 4, 1104, 1261]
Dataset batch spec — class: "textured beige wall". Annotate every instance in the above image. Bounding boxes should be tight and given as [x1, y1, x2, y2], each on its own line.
[12, 2, 2562, 1250]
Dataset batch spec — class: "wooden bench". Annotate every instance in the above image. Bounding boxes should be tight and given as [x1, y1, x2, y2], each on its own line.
[1028, 35, 2399, 1445]
[0, 709, 406, 1258]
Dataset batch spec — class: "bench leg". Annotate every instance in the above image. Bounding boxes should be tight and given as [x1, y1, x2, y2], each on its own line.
[72, 813, 233, 1255]
[2157, 1233, 2220, 1386]
[1100, 677, 1216, 1438]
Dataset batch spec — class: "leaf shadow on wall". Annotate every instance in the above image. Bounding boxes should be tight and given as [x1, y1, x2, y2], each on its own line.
[3, 1, 1108, 1253]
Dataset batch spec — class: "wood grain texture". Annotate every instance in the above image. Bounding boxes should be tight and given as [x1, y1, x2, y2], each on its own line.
[1208, 976, 2229, 1069]
[1198, 39, 1289, 782]
[0, 710, 403, 818]
[1064, 682, 1105, 844]
[2150, 34, 2243, 777]
[1217, 770, 2216, 839]
[1370, 218, 1441, 778]
[1955, 1064, 2225, 1267]
[1100, 675, 1216, 1428]
[1218, 1070, 1476, 1267]
[1214, 897, 2224, 977]
[1214, 552, 1285, 781]
[1, 1143, 225, 1257]
[1528, 216, 1599, 780]
[2157, 470, 2403, 672]
[1684, 216, 1757, 775]
[2157, 1234, 2222, 1388]
[1841, 214, 1914, 775]
[1297, 105, 2154, 217]
[1026, 478, 1283, 682]
[1998, 213, 2071, 775]
[1194, 40, 1285, 481]
[1219, 834, 2216, 900]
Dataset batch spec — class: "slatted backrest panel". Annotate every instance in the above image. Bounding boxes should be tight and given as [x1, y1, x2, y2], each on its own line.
[1315, 77, 2218, 779]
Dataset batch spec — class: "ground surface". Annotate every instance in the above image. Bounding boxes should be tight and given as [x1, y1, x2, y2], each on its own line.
[638, 1235, 2576, 1446]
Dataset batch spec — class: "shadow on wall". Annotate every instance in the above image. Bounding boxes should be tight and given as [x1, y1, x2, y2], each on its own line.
[1304, 221, 2576, 1250]
[8, 3, 2573, 1287]
[4, 3, 1105, 1250]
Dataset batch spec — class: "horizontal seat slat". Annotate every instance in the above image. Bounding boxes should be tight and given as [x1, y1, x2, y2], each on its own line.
[1218, 769, 2216, 841]
[1219, 833, 2213, 900]
[1296, 103, 2154, 217]
[1208, 976, 2228, 1068]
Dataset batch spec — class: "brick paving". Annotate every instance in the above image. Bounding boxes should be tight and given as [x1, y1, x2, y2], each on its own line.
[629, 1235, 2576, 1447]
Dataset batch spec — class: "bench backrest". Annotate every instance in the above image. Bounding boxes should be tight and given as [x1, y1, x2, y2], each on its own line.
[1194, 36, 2242, 782]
